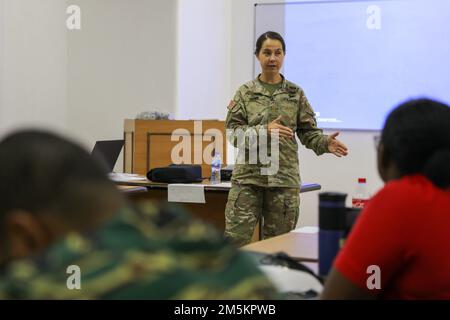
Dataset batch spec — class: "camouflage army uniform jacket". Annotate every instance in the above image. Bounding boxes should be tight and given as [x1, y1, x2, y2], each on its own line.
[0, 202, 277, 299]
[226, 75, 329, 188]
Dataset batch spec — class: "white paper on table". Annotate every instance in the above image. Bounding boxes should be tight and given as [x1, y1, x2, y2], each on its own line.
[208, 182, 231, 188]
[109, 173, 148, 182]
[291, 226, 319, 234]
[167, 184, 206, 203]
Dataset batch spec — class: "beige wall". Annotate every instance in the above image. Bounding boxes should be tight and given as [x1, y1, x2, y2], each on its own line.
[0, 0, 68, 137]
[176, 0, 231, 121]
[67, 0, 177, 153]
[0, 0, 177, 159]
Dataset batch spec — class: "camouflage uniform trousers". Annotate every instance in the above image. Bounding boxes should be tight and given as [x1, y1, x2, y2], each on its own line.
[224, 183, 300, 247]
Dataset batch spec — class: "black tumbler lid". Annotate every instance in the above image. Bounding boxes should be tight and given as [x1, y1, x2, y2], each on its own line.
[319, 192, 347, 202]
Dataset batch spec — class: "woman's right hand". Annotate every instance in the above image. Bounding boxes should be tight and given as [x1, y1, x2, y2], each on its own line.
[268, 115, 294, 138]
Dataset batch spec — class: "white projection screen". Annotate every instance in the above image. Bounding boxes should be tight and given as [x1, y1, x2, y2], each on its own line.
[254, 0, 450, 130]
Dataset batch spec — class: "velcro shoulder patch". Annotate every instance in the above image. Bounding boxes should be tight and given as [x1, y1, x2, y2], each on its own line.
[227, 100, 240, 112]
[227, 100, 236, 110]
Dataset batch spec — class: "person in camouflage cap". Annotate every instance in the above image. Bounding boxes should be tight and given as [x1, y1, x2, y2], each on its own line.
[225, 31, 348, 247]
[0, 130, 277, 299]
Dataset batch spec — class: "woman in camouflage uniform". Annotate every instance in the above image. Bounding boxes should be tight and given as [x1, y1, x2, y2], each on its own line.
[225, 31, 348, 246]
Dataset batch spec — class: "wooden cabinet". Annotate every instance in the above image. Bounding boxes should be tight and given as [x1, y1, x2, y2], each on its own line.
[124, 119, 227, 176]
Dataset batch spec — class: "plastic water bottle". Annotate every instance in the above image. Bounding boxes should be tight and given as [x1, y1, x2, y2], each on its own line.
[210, 152, 222, 184]
[352, 178, 370, 209]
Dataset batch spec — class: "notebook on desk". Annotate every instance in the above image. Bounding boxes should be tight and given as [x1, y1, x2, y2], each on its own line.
[91, 140, 124, 172]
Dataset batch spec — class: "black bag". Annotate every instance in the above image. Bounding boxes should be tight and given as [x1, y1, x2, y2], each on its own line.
[146, 164, 203, 183]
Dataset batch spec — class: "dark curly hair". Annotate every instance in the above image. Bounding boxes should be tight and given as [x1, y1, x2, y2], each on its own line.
[0, 130, 120, 226]
[381, 98, 450, 188]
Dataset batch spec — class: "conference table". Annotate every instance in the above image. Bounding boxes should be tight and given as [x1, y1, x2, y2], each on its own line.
[116, 175, 321, 242]
[241, 229, 319, 273]
[241, 229, 319, 262]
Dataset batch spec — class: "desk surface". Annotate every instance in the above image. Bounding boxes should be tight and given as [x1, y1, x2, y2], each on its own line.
[241, 231, 319, 262]
[113, 175, 321, 193]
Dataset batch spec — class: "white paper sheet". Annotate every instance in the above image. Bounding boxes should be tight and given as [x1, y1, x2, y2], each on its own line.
[291, 226, 319, 234]
[109, 173, 148, 182]
[213, 182, 232, 188]
[167, 184, 206, 203]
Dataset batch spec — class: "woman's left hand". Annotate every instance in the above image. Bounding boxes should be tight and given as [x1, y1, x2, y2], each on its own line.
[327, 132, 348, 157]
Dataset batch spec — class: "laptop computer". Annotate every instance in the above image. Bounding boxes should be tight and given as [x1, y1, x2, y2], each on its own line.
[91, 140, 124, 172]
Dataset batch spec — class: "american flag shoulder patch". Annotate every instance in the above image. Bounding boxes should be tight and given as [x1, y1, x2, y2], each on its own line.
[227, 100, 236, 110]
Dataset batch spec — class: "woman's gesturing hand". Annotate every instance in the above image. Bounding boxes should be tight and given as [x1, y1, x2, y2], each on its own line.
[327, 132, 348, 157]
[268, 116, 294, 138]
